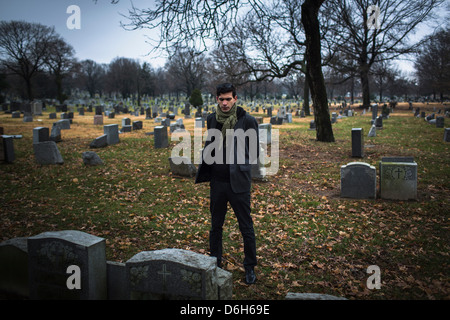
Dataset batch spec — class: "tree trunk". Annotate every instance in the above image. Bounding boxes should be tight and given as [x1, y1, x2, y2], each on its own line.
[360, 64, 371, 108]
[303, 71, 311, 116]
[301, 0, 334, 142]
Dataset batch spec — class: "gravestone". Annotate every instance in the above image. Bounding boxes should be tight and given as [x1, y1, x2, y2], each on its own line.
[54, 119, 70, 130]
[82, 151, 103, 166]
[340, 162, 376, 199]
[12, 111, 21, 118]
[380, 159, 417, 200]
[89, 134, 108, 149]
[125, 248, 232, 300]
[444, 128, 450, 142]
[368, 125, 376, 137]
[195, 118, 205, 128]
[50, 126, 62, 143]
[375, 116, 383, 129]
[309, 120, 316, 130]
[94, 115, 103, 125]
[49, 113, 57, 119]
[371, 104, 378, 120]
[121, 125, 132, 133]
[259, 123, 272, 145]
[104, 124, 119, 145]
[122, 118, 131, 126]
[154, 126, 168, 148]
[23, 114, 33, 122]
[351, 128, 364, 157]
[33, 141, 64, 165]
[0, 237, 29, 298]
[1, 136, 15, 163]
[436, 116, 444, 128]
[33, 127, 49, 144]
[168, 157, 197, 177]
[27, 230, 107, 300]
[132, 121, 143, 130]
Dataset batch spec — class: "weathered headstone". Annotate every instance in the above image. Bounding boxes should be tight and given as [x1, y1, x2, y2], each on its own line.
[340, 162, 376, 199]
[33, 141, 64, 165]
[93, 115, 103, 125]
[50, 125, 62, 143]
[27, 230, 107, 300]
[351, 128, 364, 158]
[154, 126, 168, 148]
[82, 151, 103, 166]
[436, 116, 444, 128]
[104, 124, 119, 145]
[380, 159, 417, 200]
[125, 248, 231, 300]
[168, 157, 197, 177]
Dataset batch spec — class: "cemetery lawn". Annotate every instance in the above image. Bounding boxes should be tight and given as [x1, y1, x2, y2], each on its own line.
[1, 102, 449, 300]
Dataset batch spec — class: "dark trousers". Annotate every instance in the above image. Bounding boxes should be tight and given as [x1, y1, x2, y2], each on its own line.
[209, 179, 257, 268]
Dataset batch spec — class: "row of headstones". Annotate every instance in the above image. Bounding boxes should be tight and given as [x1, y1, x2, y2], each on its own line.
[414, 110, 449, 141]
[0, 230, 232, 300]
[340, 157, 417, 200]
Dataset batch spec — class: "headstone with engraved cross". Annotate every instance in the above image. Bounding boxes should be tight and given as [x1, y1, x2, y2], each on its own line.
[125, 248, 232, 300]
[379, 157, 417, 200]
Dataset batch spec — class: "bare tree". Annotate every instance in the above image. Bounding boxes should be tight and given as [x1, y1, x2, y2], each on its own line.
[44, 37, 76, 103]
[326, 0, 444, 107]
[78, 59, 105, 98]
[122, 0, 335, 141]
[0, 20, 58, 100]
[415, 29, 450, 100]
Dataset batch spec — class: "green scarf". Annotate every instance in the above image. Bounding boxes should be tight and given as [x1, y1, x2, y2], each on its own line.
[216, 104, 238, 138]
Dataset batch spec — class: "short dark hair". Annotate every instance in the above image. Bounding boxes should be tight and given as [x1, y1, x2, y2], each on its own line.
[216, 83, 236, 97]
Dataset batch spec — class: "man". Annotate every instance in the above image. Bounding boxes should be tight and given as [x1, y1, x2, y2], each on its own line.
[195, 83, 258, 285]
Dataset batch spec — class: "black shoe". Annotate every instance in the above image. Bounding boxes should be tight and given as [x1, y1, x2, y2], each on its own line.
[245, 267, 257, 285]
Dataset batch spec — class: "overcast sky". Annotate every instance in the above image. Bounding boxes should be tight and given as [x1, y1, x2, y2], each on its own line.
[0, 0, 166, 67]
[0, 0, 446, 74]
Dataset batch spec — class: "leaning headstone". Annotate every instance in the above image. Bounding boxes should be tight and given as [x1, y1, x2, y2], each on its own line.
[82, 151, 103, 166]
[33, 127, 49, 144]
[154, 126, 168, 148]
[50, 125, 62, 143]
[380, 159, 417, 200]
[351, 128, 364, 158]
[0, 237, 29, 298]
[104, 124, 119, 145]
[168, 157, 197, 177]
[27, 230, 107, 300]
[33, 141, 64, 165]
[368, 125, 376, 137]
[89, 134, 108, 149]
[340, 162, 376, 199]
[125, 248, 231, 300]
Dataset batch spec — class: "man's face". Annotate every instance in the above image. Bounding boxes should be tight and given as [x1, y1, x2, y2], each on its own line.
[217, 91, 237, 113]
